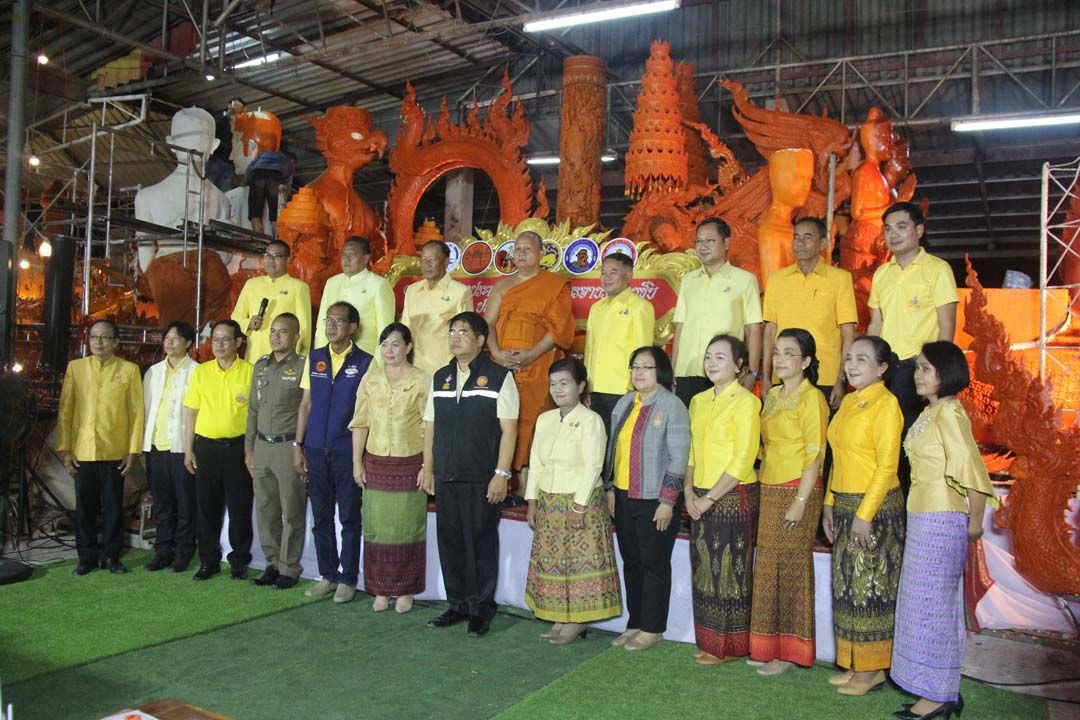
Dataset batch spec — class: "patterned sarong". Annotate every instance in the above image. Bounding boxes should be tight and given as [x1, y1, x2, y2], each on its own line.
[362, 452, 426, 596]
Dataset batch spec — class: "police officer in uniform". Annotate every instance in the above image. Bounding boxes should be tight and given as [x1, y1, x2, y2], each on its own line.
[245, 312, 307, 590]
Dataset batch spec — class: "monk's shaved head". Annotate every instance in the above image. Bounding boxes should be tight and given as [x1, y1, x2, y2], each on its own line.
[515, 231, 543, 251]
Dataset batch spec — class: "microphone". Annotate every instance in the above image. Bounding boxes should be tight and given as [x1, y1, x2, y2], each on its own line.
[257, 297, 269, 319]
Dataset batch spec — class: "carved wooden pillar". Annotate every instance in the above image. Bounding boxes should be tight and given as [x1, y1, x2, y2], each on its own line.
[556, 55, 606, 229]
[444, 168, 474, 245]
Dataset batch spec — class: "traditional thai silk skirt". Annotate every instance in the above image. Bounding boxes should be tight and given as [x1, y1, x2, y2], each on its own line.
[749, 479, 824, 667]
[525, 489, 623, 623]
[361, 452, 426, 596]
[831, 487, 906, 671]
[892, 511, 968, 702]
[690, 483, 759, 659]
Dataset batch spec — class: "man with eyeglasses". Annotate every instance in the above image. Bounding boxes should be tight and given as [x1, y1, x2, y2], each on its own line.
[313, 236, 395, 362]
[400, 240, 473, 373]
[57, 319, 144, 576]
[182, 319, 256, 581]
[761, 217, 857, 409]
[422, 311, 518, 637]
[295, 301, 374, 604]
[245, 313, 307, 590]
[232, 240, 312, 362]
[672, 218, 763, 406]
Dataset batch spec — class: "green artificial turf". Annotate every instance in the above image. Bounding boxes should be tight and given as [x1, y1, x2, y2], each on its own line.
[0, 550, 314, 684]
[6, 600, 609, 720]
[495, 642, 1050, 720]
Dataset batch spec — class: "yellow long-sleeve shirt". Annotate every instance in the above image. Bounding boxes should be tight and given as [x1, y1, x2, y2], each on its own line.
[56, 355, 144, 460]
[688, 380, 760, 487]
[760, 379, 829, 485]
[525, 403, 607, 507]
[231, 273, 312, 362]
[825, 381, 903, 522]
[584, 288, 655, 395]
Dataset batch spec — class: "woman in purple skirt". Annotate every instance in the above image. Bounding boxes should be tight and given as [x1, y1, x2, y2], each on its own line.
[891, 341, 998, 720]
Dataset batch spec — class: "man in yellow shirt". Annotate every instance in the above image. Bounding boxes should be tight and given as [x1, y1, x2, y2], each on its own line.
[672, 218, 763, 406]
[868, 201, 958, 437]
[232, 240, 312, 362]
[400, 240, 473, 373]
[762, 217, 857, 409]
[183, 319, 256, 581]
[313, 236, 395, 359]
[57, 320, 144, 576]
[584, 252, 655, 437]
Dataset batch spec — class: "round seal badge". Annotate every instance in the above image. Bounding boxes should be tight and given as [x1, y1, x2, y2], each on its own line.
[540, 240, 562, 271]
[602, 237, 638, 265]
[563, 238, 600, 275]
[494, 240, 518, 275]
[446, 241, 462, 273]
[461, 241, 493, 275]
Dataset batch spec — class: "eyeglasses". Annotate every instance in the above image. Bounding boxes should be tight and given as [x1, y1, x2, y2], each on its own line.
[263, 252, 288, 259]
[88, 335, 116, 341]
[630, 364, 656, 371]
[447, 329, 474, 337]
[324, 317, 350, 327]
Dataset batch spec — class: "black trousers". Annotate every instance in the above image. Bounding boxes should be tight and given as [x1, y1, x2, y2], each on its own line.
[614, 489, 682, 634]
[193, 436, 253, 568]
[675, 376, 712, 408]
[248, 169, 282, 221]
[435, 479, 501, 621]
[146, 448, 198, 563]
[74, 460, 125, 565]
[886, 358, 922, 495]
[590, 392, 623, 441]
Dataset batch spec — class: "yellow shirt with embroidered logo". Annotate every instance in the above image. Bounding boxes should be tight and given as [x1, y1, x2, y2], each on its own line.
[868, 248, 958, 360]
[400, 274, 474, 374]
[688, 380, 760, 487]
[314, 269, 396, 359]
[349, 365, 430, 457]
[56, 356, 144, 461]
[231, 273, 313, 362]
[525, 403, 607, 507]
[760, 379, 829, 485]
[673, 262, 762, 378]
[183, 358, 255, 438]
[585, 289, 656, 395]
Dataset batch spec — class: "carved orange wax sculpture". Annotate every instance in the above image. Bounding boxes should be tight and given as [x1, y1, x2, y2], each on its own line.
[758, 148, 814, 284]
[556, 55, 606, 229]
[233, 110, 282, 157]
[277, 106, 388, 306]
[675, 62, 710, 190]
[624, 41, 687, 199]
[414, 219, 444, 247]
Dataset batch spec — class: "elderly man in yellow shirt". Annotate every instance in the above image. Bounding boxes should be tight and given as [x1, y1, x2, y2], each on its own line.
[584, 252, 655, 437]
[761, 217, 857, 410]
[400, 240, 473, 373]
[57, 319, 144, 576]
[314, 236, 396, 361]
[672, 218, 763, 407]
[232, 240, 312, 362]
[183, 319, 256, 581]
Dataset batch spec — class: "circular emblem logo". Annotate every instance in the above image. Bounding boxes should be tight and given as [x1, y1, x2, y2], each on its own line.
[476, 375, 489, 387]
[315, 360, 328, 373]
[540, 240, 562, 271]
[563, 238, 600, 275]
[461, 242, 493, 275]
[494, 240, 518, 275]
[446, 242, 462, 273]
[602, 237, 638, 265]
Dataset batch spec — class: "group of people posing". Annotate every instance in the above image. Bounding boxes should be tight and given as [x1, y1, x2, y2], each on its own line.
[55, 201, 994, 720]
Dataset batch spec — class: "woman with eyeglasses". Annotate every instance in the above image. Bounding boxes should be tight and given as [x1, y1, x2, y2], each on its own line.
[349, 323, 430, 614]
[748, 328, 829, 676]
[685, 334, 761, 666]
[602, 346, 690, 652]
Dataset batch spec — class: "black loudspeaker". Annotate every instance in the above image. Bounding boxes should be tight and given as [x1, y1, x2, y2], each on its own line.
[0, 241, 14, 367]
[42, 235, 76, 375]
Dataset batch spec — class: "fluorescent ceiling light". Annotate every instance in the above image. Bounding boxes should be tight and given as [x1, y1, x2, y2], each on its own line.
[524, 0, 680, 33]
[233, 51, 283, 69]
[526, 153, 618, 165]
[205, 74, 216, 81]
[951, 113, 1080, 132]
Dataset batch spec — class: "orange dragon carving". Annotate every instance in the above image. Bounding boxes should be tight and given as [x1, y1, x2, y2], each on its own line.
[964, 258, 1080, 595]
[386, 71, 533, 256]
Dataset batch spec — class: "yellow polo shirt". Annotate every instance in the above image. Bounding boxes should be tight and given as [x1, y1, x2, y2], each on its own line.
[299, 343, 355, 389]
[314, 269, 396, 359]
[868, 248, 958, 360]
[400, 274, 474, 374]
[613, 395, 644, 491]
[673, 262, 762, 378]
[585, 288, 655, 395]
[231, 273, 313, 362]
[56, 355, 144, 461]
[687, 380, 760, 487]
[763, 262, 858, 385]
[183, 357, 255, 439]
[760, 379, 829, 485]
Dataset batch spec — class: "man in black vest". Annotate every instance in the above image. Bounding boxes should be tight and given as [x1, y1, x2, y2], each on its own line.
[422, 311, 519, 637]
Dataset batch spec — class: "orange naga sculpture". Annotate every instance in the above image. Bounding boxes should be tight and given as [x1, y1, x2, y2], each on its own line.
[278, 106, 388, 304]
[758, 148, 814, 284]
[675, 62, 710, 190]
[386, 71, 534, 257]
[624, 41, 687, 199]
[963, 258, 1080, 595]
[556, 56, 607, 229]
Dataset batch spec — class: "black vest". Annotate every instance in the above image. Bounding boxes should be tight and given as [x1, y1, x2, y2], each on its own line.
[432, 354, 511, 482]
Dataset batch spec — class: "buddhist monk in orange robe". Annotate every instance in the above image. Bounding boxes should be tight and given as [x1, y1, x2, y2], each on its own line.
[485, 231, 576, 478]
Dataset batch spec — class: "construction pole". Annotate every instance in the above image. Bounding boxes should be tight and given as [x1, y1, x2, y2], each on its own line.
[1, 0, 30, 366]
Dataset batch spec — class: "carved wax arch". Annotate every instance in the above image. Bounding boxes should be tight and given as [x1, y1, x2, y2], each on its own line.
[387, 72, 533, 256]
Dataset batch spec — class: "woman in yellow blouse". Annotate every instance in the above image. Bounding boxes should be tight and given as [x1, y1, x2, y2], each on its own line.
[891, 342, 996, 720]
[823, 335, 905, 695]
[685, 334, 761, 665]
[749, 328, 829, 675]
[525, 358, 622, 645]
[350, 323, 430, 614]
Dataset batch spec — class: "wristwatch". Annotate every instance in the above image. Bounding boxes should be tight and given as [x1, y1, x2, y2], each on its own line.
[292, 440, 302, 448]
[494, 468, 512, 479]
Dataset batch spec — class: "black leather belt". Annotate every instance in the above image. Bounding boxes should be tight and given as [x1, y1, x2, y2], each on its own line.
[195, 434, 244, 446]
[258, 432, 296, 444]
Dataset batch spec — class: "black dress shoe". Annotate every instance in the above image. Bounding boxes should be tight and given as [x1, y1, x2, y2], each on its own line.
[467, 617, 491, 638]
[271, 575, 299, 590]
[427, 609, 469, 628]
[146, 556, 172, 572]
[106, 560, 129, 575]
[251, 567, 281, 586]
[170, 558, 192, 573]
[73, 562, 95, 576]
[193, 564, 221, 581]
[231, 565, 248, 580]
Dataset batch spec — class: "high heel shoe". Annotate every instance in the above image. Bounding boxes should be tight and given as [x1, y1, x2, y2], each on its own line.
[394, 595, 414, 614]
[540, 623, 565, 640]
[550, 623, 588, 645]
[836, 670, 886, 696]
[893, 695, 964, 720]
[828, 669, 854, 686]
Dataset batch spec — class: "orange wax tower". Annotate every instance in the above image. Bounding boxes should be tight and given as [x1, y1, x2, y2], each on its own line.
[624, 41, 687, 199]
[675, 61, 709, 189]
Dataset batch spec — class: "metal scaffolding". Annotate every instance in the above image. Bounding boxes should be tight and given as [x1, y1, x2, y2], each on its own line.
[1038, 157, 1080, 382]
